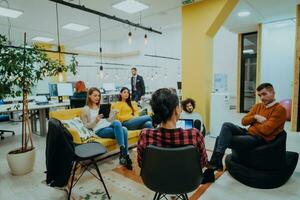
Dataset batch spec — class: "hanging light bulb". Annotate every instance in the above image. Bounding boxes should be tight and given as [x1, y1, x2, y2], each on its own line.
[99, 65, 104, 79]
[97, 71, 100, 79]
[58, 68, 64, 82]
[164, 73, 168, 79]
[58, 72, 63, 82]
[128, 31, 132, 44]
[144, 34, 148, 45]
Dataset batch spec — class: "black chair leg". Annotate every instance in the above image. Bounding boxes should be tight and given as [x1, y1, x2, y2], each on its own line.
[156, 193, 162, 200]
[184, 193, 189, 200]
[68, 161, 78, 200]
[92, 159, 111, 199]
[153, 192, 158, 200]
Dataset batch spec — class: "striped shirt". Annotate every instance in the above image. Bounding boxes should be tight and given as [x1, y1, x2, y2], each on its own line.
[137, 127, 208, 169]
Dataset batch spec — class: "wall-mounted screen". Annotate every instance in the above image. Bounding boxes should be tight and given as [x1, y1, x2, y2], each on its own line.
[49, 83, 58, 97]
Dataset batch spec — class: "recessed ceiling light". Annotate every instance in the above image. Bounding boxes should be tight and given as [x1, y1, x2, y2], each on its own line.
[32, 37, 54, 42]
[112, 0, 149, 14]
[238, 11, 251, 17]
[243, 49, 254, 54]
[0, 6, 23, 18]
[62, 23, 90, 32]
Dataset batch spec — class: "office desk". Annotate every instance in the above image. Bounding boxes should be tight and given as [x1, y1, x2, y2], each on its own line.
[0, 101, 70, 136]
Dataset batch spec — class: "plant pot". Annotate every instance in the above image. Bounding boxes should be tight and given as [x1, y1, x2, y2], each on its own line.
[7, 147, 36, 176]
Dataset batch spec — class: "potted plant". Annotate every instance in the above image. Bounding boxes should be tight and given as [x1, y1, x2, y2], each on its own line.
[0, 33, 78, 175]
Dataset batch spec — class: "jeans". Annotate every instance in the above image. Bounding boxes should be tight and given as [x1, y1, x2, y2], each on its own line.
[123, 115, 153, 130]
[132, 91, 141, 102]
[215, 122, 263, 154]
[95, 120, 128, 155]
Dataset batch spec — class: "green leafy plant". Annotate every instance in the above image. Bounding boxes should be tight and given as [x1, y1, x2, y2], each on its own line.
[0, 34, 78, 152]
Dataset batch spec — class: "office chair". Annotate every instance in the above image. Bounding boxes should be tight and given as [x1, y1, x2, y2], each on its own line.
[0, 100, 15, 140]
[69, 97, 86, 108]
[47, 119, 111, 200]
[140, 145, 203, 200]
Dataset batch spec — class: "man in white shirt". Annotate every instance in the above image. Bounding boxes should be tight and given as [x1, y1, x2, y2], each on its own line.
[131, 67, 145, 102]
[180, 98, 205, 135]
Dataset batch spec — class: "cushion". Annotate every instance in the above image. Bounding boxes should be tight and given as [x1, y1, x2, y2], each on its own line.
[61, 118, 93, 143]
[225, 152, 299, 189]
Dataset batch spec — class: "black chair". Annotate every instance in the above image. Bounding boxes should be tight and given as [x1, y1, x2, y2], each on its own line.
[0, 129, 15, 140]
[140, 145, 203, 200]
[0, 100, 15, 140]
[48, 119, 111, 199]
[70, 97, 86, 108]
[225, 131, 299, 189]
[68, 142, 111, 200]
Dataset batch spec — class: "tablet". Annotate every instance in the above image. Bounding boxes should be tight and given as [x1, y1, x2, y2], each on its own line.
[98, 104, 111, 118]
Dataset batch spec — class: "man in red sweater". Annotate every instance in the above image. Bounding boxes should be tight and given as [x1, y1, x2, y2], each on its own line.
[208, 83, 286, 172]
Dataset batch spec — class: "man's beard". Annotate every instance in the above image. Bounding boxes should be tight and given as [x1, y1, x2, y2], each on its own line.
[187, 109, 193, 113]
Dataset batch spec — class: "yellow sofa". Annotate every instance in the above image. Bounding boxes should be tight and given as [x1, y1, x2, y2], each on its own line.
[49, 108, 141, 152]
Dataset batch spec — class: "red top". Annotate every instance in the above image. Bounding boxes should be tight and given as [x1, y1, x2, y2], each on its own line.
[137, 127, 208, 168]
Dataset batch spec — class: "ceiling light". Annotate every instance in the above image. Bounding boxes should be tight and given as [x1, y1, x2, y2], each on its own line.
[238, 11, 250, 17]
[144, 34, 148, 45]
[0, 6, 23, 18]
[32, 37, 54, 42]
[62, 23, 90, 32]
[128, 31, 132, 44]
[243, 49, 254, 54]
[112, 0, 149, 14]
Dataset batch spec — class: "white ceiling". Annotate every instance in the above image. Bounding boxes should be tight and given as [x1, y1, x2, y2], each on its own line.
[225, 0, 300, 33]
[0, 0, 300, 50]
[0, 0, 182, 48]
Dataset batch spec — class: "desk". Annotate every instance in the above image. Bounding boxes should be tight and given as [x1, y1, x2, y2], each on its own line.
[0, 101, 70, 136]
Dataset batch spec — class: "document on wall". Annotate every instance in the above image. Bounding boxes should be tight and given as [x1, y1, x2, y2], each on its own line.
[214, 73, 228, 92]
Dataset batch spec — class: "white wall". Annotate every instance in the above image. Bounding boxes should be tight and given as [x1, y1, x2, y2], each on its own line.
[213, 26, 238, 96]
[261, 20, 295, 101]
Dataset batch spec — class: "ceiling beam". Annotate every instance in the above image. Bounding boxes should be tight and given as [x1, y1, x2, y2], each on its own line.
[49, 0, 162, 34]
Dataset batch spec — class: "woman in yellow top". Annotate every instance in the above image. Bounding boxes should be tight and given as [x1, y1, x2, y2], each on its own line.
[112, 87, 153, 130]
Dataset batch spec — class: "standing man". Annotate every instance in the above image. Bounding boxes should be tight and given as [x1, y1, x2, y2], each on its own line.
[131, 67, 145, 102]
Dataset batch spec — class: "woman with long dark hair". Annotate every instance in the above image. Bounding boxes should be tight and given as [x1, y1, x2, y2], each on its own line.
[137, 88, 212, 182]
[80, 87, 132, 169]
[111, 87, 153, 130]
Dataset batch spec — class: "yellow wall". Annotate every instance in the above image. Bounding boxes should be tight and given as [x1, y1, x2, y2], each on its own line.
[35, 43, 67, 82]
[182, 0, 238, 130]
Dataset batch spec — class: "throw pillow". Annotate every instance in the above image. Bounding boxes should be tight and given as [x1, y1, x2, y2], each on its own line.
[62, 117, 93, 142]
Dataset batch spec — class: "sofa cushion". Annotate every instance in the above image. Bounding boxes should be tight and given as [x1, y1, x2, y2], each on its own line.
[62, 118, 93, 143]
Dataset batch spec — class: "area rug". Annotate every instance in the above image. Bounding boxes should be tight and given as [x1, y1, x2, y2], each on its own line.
[67, 166, 224, 200]
[113, 166, 225, 200]
[68, 168, 156, 200]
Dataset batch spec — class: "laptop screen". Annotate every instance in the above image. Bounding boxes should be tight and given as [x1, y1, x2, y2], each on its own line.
[176, 119, 194, 129]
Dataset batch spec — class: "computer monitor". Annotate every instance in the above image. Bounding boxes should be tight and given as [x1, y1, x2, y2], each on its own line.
[103, 83, 116, 92]
[57, 83, 73, 96]
[49, 83, 58, 97]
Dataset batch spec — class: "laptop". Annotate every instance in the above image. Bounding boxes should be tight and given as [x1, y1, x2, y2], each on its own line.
[176, 119, 194, 129]
[98, 104, 111, 118]
[35, 96, 49, 105]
